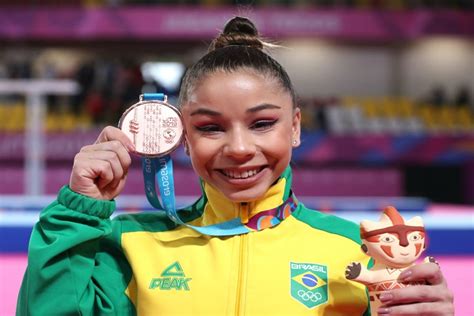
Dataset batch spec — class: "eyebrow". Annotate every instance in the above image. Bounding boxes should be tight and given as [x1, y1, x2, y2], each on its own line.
[246, 103, 281, 113]
[189, 108, 221, 116]
[189, 103, 281, 116]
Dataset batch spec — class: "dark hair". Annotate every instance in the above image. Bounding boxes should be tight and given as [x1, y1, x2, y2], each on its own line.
[178, 16, 297, 108]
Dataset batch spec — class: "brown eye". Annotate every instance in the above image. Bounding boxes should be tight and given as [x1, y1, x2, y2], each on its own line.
[251, 119, 278, 131]
[195, 124, 223, 133]
[380, 235, 395, 243]
[409, 234, 423, 241]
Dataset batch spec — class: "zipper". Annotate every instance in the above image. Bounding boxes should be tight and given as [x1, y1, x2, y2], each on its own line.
[235, 203, 249, 315]
[235, 233, 248, 316]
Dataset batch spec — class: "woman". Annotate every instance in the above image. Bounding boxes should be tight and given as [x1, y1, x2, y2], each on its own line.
[17, 17, 453, 315]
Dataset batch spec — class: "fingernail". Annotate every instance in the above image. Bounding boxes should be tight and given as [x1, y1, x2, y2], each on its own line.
[379, 293, 393, 302]
[127, 143, 136, 152]
[399, 270, 412, 280]
[377, 307, 390, 314]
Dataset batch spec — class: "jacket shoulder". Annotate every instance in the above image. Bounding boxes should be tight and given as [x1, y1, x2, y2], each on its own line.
[112, 196, 206, 233]
[293, 203, 362, 245]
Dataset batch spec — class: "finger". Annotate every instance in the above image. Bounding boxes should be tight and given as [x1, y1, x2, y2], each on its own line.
[426, 256, 439, 265]
[81, 141, 132, 174]
[96, 140, 132, 175]
[95, 126, 135, 152]
[83, 150, 127, 189]
[380, 284, 449, 306]
[378, 301, 455, 315]
[398, 262, 445, 286]
[94, 159, 116, 190]
[73, 157, 115, 190]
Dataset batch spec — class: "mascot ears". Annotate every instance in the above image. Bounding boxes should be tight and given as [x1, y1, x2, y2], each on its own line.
[361, 244, 368, 254]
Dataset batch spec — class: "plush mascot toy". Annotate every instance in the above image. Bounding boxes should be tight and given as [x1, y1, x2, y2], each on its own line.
[345, 206, 435, 315]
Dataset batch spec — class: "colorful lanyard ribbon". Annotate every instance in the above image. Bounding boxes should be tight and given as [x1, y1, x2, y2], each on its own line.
[141, 93, 298, 236]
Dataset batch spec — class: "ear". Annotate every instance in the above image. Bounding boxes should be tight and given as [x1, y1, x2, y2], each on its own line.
[183, 130, 190, 156]
[361, 244, 369, 255]
[423, 235, 429, 250]
[292, 107, 301, 147]
[183, 138, 190, 156]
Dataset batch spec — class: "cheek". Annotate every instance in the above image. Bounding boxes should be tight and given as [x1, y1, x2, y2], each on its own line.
[414, 243, 423, 256]
[380, 245, 394, 258]
[260, 129, 293, 159]
[190, 143, 216, 163]
[367, 244, 391, 259]
[187, 138, 218, 172]
[266, 144, 292, 164]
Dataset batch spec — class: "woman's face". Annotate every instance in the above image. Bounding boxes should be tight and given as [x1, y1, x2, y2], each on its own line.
[181, 70, 300, 202]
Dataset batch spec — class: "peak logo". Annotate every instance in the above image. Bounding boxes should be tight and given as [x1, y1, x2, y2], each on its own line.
[149, 261, 192, 291]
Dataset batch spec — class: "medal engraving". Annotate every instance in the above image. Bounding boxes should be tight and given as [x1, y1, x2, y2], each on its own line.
[118, 98, 183, 157]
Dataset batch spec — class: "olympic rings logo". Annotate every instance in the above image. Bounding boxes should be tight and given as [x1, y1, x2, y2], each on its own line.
[297, 290, 322, 302]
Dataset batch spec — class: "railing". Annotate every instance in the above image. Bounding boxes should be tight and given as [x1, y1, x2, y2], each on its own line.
[0, 80, 80, 195]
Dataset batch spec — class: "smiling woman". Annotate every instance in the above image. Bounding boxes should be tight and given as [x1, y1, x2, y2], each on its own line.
[181, 70, 300, 202]
[17, 16, 454, 316]
[177, 17, 300, 203]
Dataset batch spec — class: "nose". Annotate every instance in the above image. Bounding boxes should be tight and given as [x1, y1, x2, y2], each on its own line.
[223, 127, 256, 160]
[398, 234, 409, 247]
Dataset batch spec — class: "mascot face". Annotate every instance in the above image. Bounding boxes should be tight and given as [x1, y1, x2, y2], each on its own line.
[360, 206, 426, 268]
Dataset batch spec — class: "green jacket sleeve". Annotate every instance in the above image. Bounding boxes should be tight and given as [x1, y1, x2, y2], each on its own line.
[16, 186, 135, 316]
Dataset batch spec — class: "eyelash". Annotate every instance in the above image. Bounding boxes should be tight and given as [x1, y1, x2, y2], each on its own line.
[195, 125, 222, 133]
[195, 119, 278, 134]
[251, 119, 278, 130]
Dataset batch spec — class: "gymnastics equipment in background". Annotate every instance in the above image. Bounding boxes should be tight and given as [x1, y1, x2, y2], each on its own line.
[0, 80, 80, 195]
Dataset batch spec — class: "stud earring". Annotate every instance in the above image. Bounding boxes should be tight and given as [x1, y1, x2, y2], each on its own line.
[293, 139, 298, 146]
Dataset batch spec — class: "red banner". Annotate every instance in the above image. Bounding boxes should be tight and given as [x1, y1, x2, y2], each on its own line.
[0, 7, 472, 41]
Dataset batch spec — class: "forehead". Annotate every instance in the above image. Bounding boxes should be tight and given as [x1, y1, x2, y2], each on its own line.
[201, 68, 282, 89]
[185, 69, 292, 108]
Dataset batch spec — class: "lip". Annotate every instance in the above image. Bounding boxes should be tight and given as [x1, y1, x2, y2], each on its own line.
[216, 165, 268, 186]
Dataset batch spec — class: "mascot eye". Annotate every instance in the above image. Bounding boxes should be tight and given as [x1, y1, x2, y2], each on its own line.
[380, 235, 395, 243]
[409, 233, 423, 241]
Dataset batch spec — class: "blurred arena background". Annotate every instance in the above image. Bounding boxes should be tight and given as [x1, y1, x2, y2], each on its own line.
[0, 0, 473, 315]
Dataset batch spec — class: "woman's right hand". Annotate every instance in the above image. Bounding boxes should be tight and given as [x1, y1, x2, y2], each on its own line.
[69, 126, 135, 200]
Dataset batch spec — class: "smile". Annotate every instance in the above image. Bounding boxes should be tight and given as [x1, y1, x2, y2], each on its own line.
[219, 167, 264, 179]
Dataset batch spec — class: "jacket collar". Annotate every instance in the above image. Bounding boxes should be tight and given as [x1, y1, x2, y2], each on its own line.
[198, 166, 293, 227]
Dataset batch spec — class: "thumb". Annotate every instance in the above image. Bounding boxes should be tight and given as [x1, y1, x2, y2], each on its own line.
[96, 126, 135, 152]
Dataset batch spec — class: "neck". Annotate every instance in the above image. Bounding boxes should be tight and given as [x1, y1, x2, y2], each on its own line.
[199, 166, 293, 226]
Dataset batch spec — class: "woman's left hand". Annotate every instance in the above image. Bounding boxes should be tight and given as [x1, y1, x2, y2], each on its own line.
[377, 261, 454, 315]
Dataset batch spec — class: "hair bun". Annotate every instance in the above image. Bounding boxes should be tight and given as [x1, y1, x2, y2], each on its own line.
[222, 17, 259, 37]
[209, 16, 263, 51]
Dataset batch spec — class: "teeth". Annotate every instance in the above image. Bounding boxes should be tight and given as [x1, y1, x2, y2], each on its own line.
[222, 168, 259, 179]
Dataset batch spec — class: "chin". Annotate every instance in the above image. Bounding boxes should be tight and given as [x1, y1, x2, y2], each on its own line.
[223, 187, 267, 203]
[388, 260, 412, 268]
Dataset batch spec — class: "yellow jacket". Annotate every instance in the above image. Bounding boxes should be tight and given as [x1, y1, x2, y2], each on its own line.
[18, 167, 371, 315]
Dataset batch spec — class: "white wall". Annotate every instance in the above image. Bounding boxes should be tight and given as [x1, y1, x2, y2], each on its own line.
[399, 37, 474, 101]
[274, 37, 473, 101]
[274, 40, 395, 98]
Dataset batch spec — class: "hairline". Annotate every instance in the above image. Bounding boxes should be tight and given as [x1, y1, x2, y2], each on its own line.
[179, 66, 297, 109]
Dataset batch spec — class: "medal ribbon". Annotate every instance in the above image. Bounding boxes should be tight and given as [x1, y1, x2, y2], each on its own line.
[141, 93, 298, 236]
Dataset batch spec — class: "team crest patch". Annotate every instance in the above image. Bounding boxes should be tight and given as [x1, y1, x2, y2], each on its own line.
[290, 262, 328, 309]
